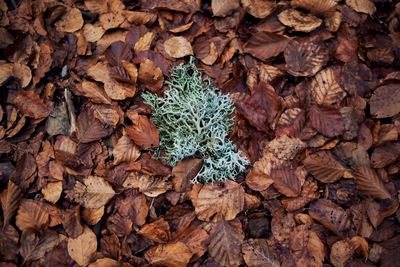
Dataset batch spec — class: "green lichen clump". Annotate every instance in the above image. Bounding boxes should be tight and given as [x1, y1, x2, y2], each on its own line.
[142, 57, 249, 183]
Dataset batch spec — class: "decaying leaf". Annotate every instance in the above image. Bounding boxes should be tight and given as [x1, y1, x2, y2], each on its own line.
[145, 241, 193, 267]
[42, 181, 62, 204]
[278, 9, 322, 32]
[55, 8, 84, 33]
[67, 226, 97, 266]
[241, 0, 275, 19]
[113, 134, 141, 165]
[291, 0, 337, 15]
[346, 0, 376, 15]
[242, 239, 280, 267]
[212, 0, 240, 17]
[370, 84, 400, 118]
[138, 59, 163, 93]
[193, 180, 244, 222]
[12, 90, 52, 119]
[304, 151, 348, 183]
[311, 67, 347, 107]
[172, 158, 203, 192]
[309, 105, 345, 137]
[353, 166, 391, 200]
[0, 181, 21, 227]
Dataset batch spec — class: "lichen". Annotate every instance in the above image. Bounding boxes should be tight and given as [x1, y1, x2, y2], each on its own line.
[142, 57, 249, 183]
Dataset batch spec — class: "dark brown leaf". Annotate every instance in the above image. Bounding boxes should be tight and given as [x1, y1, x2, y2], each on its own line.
[353, 166, 391, 200]
[76, 109, 114, 143]
[172, 158, 203, 192]
[309, 105, 345, 137]
[304, 151, 348, 183]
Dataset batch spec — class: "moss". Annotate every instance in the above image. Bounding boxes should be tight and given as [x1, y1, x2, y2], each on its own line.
[142, 57, 248, 183]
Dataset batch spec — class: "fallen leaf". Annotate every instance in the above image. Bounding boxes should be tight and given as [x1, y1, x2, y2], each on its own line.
[123, 172, 171, 197]
[311, 67, 347, 107]
[241, 0, 275, 19]
[88, 258, 118, 267]
[211, 0, 240, 17]
[83, 24, 105, 42]
[55, 7, 84, 33]
[78, 80, 112, 104]
[42, 181, 62, 204]
[145, 241, 193, 267]
[84, 0, 108, 13]
[309, 105, 345, 137]
[244, 32, 289, 61]
[82, 207, 105, 226]
[208, 219, 244, 267]
[20, 230, 60, 262]
[370, 84, 400, 118]
[126, 113, 160, 148]
[245, 170, 274, 192]
[138, 59, 164, 93]
[278, 9, 322, 32]
[12, 90, 52, 119]
[113, 134, 141, 165]
[67, 226, 97, 266]
[276, 108, 305, 137]
[164, 37, 193, 58]
[193, 180, 244, 222]
[13, 63, 32, 87]
[0, 181, 21, 227]
[242, 239, 280, 267]
[172, 158, 203, 192]
[76, 109, 114, 143]
[16, 200, 49, 232]
[138, 218, 170, 243]
[291, 0, 337, 15]
[346, 0, 376, 15]
[271, 165, 305, 197]
[353, 166, 391, 200]
[284, 39, 328, 77]
[304, 151, 348, 183]
[99, 12, 125, 30]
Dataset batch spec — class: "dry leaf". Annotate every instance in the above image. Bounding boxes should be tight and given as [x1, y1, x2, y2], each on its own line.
[242, 239, 280, 267]
[353, 166, 391, 200]
[88, 258, 118, 267]
[241, 0, 275, 19]
[126, 113, 160, 148]
[311, 67, 347, 107]
[164, 37, 193, 58]
[67, 226, 97, 266]
[83, 207, 105, 226]
[134, 32, 155, 53]
[208, 219, 244, 267]
[193, 180, 244, 222]
[84, 0, 108, 14]
[12, 63, 32, 87]
[304, 151, 348, 183]
[113, 134, 141, 165]
[276, 108, 305, 137]
[244, 32, 289, 61]
[138, 59, 163, 93]
[309, 105, 345, 137]
[172, 158, 203, 192]
[12, 90, 52, 119]
[55, 8, 84, 33]
[278, 9, 322, 32]
[271, 165, 306, 197]
[0, 181, 21, 227]
[76, 109, 113, 143]
[123, 172, 171, 197]
[68, 176, 115, 209]
[245, 170, 274, 192]
[79, 80, 112, 104]
[145, 241, 193, 267]
[370, 84, 400, 118]
[284, 40, 328, 77]
[291, 0, 337, 15]
[16, 200, 49, 231]
[212, 0, 240, 17]
[83, 24, 105, 42]
[99, 12, 125, 30]
[138, 218, 170, 243]
[346, 0, 376, 15]
[42, 181, 62, 204]
[20, 230, 60, 262]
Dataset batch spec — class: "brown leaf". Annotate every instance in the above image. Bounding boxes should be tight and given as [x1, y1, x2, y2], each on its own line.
[291, 0, 337, 15]
[371, 143, 400, 168]
[76, 109, 114, 143]
[164, 37, 193, 58]
[67, 176, 115, 209]
[289, 225, 325, 267]
[172, 223, 209, 257]
[346, 0, 376, 15]
[115, 190, 148, 226]
[241, 0, 275, 19]
[304, 151, 348, 183]
[140, 0, 200, 13]
[235, 82, 282, 132]
[276, 108, 305, 137]
[0, 224, 19, 261]
[193, 180, 244, 222]
[370, 84, 400, 118]
[123, 11, 157, 25]
[42, 181, 62, 204]
[105, 41, 132, 67]
[271, 165, 305, 197]
[13, 63, 32, 88]
[172, 158, 203, 192]
[309, 199, 352, 236]
[278, 9, 322, 32]
[55, 7, 84, 33]
[20, 230, 60, 262]
[83, 207, 105, 226]
[245, 170, 274, 191]
[126, 113, 160, 148]
[311, 67, 347, 107]
[208, 219, 244, 267]
[353, 166, 391, 200]
[309, 105, 345, 137]
[33, 42, 52, 85]
[113, 134, 141, 165]
[145, 241, 193, 267]
[138, 59, 164, 93]
[83, 24, 105, 42]
[0, 181, 21, 227]
[84, 0, 108, 13]
[12, 90, 52, 119]
[282, 179, 319, 212]
[244, 32, 289, 61]
[242, 239, 280, 267]
[67, 226, 97, 266]
[99, 12, 125, 30]
[212, 0, 240, 17]
[138, 218, 170, 243]
[88, 258, 118, 267]
[284, 39, 328, 77]
[78, 80, 112, 104]
[134, 32, 155, 53]
[62, 206, 84, 239]
[123, 172, 171, 197]
[16, 200, 49, 232]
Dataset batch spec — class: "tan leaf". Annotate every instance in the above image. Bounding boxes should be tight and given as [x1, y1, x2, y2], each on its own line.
[138, 218, 170, 243]
[311, 67, 347, 107]
[16, 200, 49, 231]
[194, 180, 244, 222]
[79, 80, 112, 104]
[0, 181, 21, 227]
[309, 199, 352, 236]
[325, 11, 342, 32]
[123, 172, 171, 197]
[164, 37, 193, 58]
[208, 219, 244, 267]
[123, 10, 157, 25]
[278, 9, 322, 32]
[353, 166, 391, 200]
[304, 151, 348, 183]
[88, 258, 118, 267]
[138, 59, 163, 93]
[83, 24, 105, 42]
[329, 237, 368, 267]
[309, 105, 345, 137]
[113, 134, 140, 165]
[126, 113, 160, 148]
[68, 226, 97, 266]
[284, 39, 328, 77]
[134, 32, 155, 53]
[172, 158, 203, 192]
[346, 0, 376, 15]
[91, 103, 123, 127]
[0, 63, 12, 85]
[68, 176, 115, 209]
[145, 241, 193, 267]
[172, 224, 209, 257]
[245, 170, 274, 192]
[82, 206, 104, 226]
[55, 8, 84, 33]
[99, 12, 125, 30]
[12, 63, 31, 87]
[291, 0, 337, 15]
[42, 181, 62, 204]
[258, 64, 284, 84]
[370, 84, 400, 118]
[241, 0, 275, 19]
[12, 90, 51, 119]
[212, 0, 240, 17]
[244, 32, 289, 61]
[84, 0, 108, 13]
[289, 225, 324, 267]
[242, 239, 280, 267]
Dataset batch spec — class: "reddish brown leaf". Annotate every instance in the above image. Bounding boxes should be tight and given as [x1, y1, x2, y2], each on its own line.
[278, 9, 322, 32]
[242, 239, 280, 267]
[76, 109, 114, 143]
[304, 151, 348, 183]
[353, 166, 391, 200]
[172, 158, 203, 192]
[0, 181, 21, 227]
[271, 165, 305, 197]
[370, 84, 400, 118]
[16, 200, 49, 232]
[309, 105, 345, 137]
[138, 59, 164, 93]
[126, 113, 160, 148]
[145, 242, 193, 267]
[244, 32, 289, 61]
[12, 90, 52, 119]
[138, 218, 170, 243]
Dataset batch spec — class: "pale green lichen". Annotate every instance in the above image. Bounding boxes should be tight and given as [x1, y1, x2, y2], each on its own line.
[142, 57, 249, 183]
